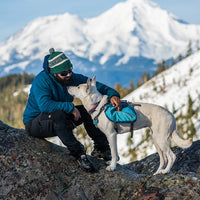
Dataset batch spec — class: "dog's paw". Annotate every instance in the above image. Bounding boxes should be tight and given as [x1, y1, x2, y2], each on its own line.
[153, 169, 169, 175]
[153, 171, 160, 175]
[153, 169, 164, 175]
[105, 156, 120, 165]
[106, 160, 111, 165]
[106, 165, 116, 171]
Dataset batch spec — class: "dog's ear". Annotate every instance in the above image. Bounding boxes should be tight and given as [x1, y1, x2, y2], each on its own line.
[86, 77, 91, 93]
[91, 75, 96, 86]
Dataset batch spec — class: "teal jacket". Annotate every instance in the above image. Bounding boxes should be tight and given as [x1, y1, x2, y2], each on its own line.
[23, 55, 120, 124]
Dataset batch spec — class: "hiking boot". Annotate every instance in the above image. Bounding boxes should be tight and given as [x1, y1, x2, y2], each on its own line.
[77, 155, 96, 172]
[91, 148, 111, 161]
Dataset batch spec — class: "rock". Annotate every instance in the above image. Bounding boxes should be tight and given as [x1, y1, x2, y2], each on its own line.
[0, 120, 200, 200]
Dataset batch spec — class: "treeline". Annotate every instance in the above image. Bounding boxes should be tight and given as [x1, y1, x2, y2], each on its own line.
[0, 72, 35, 128]
[0, 72, 35, 91]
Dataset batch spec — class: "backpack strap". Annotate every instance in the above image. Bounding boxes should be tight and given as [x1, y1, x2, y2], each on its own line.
[130, 121, 134, 138]
[114, 122, 118, 133]
[93, 103, 108, 125]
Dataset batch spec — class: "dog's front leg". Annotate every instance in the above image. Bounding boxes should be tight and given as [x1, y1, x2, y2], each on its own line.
[105, 131, 118, 171]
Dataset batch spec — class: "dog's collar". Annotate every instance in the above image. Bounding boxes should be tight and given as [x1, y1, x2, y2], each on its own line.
[88, 101, 100, 114]
[88, 95, 108, 115]
[89, 95, 109, 126]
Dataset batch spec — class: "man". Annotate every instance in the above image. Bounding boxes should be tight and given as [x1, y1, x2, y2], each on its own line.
[23, 48, 121, 171]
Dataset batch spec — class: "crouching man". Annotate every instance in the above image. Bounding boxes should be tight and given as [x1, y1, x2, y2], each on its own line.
[23, 48, 121, 172]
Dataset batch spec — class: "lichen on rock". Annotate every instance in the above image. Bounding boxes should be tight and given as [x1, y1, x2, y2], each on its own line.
[0, 120, 200, 200]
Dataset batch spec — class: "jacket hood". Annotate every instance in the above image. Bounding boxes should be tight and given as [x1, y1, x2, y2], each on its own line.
[43, 54, 50, 74]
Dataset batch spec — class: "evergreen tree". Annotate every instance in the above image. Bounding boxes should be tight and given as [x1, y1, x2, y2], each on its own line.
[187, 94, 193, 118]
[172, 103, 176, 114]
[129, 80, 135, 92]
[187, 119, 196, 138]
[178, 54, 183, 62]
[196, 40, 200, 51]
[136, 80, 142, 88]
[171, 60, 176, 66]
[186, 40, 192, 57]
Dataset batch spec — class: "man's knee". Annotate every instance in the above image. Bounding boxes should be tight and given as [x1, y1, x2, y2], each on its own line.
[51, 110, 74, 129]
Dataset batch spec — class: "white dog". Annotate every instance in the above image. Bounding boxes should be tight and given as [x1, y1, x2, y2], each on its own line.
[68, 76, 192, 175]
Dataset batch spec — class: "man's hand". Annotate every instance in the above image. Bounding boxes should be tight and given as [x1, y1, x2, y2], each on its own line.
[72, 107, 81, 121]
[110, 96, 122, 111]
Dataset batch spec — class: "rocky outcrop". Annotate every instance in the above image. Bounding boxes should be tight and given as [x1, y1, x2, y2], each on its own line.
[0, 120, 200, 200]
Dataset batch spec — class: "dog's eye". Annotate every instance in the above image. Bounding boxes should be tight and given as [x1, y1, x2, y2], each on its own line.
[78, 86, 80, 89]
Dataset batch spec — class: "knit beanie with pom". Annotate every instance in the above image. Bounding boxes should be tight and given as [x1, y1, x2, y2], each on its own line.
[48, 48, 73, 74]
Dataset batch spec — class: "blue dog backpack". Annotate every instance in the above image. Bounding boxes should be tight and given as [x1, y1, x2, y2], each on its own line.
[104, 102, 137, 137]
[104, 102, 137, 123]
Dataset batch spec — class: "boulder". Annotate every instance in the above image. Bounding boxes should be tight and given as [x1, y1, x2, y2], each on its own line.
[0, 120, 200, 200]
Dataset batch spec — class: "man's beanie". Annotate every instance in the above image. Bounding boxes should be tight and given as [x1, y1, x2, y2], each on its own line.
[48, 48, 73, 74]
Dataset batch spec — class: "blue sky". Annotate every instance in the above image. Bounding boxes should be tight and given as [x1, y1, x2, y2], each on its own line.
[0, 0, 200, 42]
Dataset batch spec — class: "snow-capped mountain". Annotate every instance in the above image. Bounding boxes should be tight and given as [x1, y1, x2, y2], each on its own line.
[117, 50, 200, 164]
[1, 0, 200, 86]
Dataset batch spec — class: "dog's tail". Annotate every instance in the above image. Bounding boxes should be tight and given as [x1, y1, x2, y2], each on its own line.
[172, 130, 192, 148]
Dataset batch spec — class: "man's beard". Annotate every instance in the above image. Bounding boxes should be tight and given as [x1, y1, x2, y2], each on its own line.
[54, 74, 72, 85]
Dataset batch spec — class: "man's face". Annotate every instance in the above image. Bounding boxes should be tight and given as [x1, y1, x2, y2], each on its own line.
[54, 68, 73, 85]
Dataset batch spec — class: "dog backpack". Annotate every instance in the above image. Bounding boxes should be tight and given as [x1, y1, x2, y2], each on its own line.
[104, 101, 137, 137]
[104, 102, 137, 123]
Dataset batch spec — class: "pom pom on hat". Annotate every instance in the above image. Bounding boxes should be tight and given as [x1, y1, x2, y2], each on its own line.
[48, 48, 73, 74]
[49, 48, 55, 54]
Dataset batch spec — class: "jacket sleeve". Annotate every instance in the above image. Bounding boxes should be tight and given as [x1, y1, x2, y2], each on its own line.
[96, 81, 120, 99]
[32, 76, 74, 114]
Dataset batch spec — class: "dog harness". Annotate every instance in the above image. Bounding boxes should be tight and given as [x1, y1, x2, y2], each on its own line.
[88, 95, 109, 126]
[105, 101, 137, 137]
[88, 95, 138, 138]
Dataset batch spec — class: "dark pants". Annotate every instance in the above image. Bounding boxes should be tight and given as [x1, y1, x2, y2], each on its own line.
[25, 105, 109, 158]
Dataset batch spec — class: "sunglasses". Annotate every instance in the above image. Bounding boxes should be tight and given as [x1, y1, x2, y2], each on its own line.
[59, 69, 73, 76]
